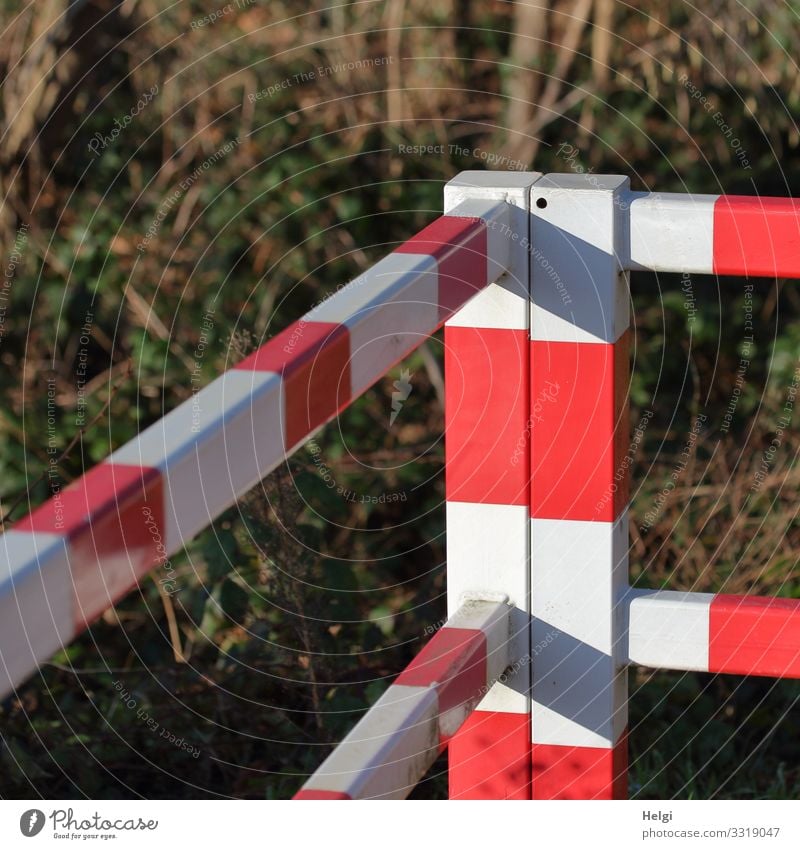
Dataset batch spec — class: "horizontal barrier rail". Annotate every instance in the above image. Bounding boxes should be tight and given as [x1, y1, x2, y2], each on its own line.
[294, 598, 514, 800]
[626, 191, 800, 277]
[0, 198, 512, 698]
[627, 590, 800, 677]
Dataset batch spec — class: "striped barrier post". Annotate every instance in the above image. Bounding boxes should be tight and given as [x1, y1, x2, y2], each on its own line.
[443, 171, 540, 800]
[0, 199, 512, 698]
[528, 174, 631, 799]
[294, 598, 513, 800]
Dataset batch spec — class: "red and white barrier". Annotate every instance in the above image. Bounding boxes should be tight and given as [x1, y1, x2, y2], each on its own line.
[0, 200, 510, 698]
[444, 171, 541, 800]
[528, 174, 630, 799]
[627, 590, 800, 677]
[6, 168, 800, 801]
[294, 599, 513, 800]
[628, 192, 800, 277]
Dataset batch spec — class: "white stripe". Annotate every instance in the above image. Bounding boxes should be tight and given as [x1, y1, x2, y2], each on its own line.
[444, 169, 543, 196]
[110, 369, 284, 553]
[0, 531, 73, 696]
[626, 589, 712, 671]
[307, 252, 439, 399]
[444, 279, 529, 330]
[446, 502, 529, 714]
[531, 173, 630, 344]
[302, 684, 439, 799]
[531, 515, 628, 748]
[628, 192, 718, 274]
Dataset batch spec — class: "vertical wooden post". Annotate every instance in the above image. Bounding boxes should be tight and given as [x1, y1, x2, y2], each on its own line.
[444, 171, 540, 799]
[528, 174, 630, 799]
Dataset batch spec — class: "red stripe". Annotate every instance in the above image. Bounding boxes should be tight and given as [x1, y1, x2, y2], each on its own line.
[237, 320, 351, 448]
[531, 333, 629, 522]
[293, 790, 351, 800]
[445, 326, 529, 505]
[531, 729, 628, 799]
[396, 627, 486, 718]
[17, 463, 165, 627]
[395, 216, 487, 320]
[17, 463, 160, 538]
[449, 711, 531, 799]
[709, 594, 800, 677]
[713, 195, 800, 278]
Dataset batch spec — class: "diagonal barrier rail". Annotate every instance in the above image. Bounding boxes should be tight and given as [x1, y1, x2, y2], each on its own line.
[0, 197, 510, 698]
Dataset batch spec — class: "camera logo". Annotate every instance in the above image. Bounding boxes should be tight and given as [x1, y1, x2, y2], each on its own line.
[19, 809, 45, 837]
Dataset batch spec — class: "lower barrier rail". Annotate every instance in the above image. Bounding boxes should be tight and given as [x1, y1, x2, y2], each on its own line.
[293, 588, 800, 802]
[294, 598, 515, 800]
